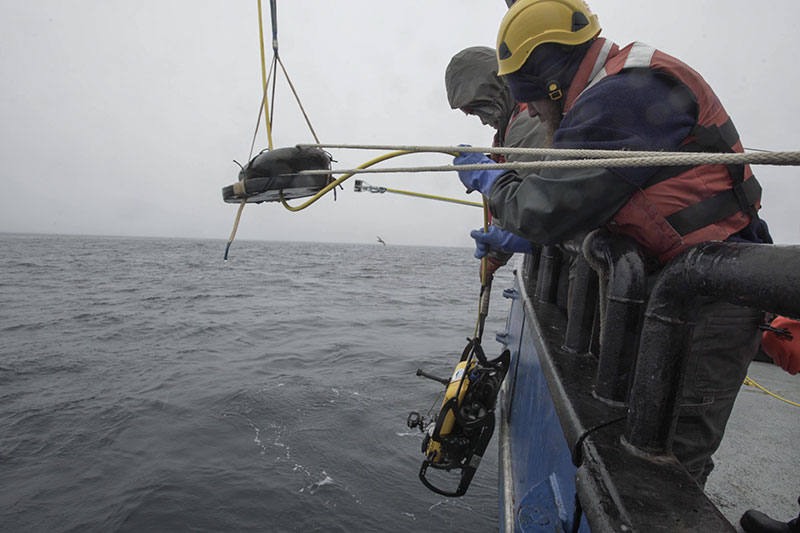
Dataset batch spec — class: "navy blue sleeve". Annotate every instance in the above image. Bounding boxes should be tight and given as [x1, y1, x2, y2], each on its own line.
[554, 69, 698, 187]
[488, 69, 701, 244]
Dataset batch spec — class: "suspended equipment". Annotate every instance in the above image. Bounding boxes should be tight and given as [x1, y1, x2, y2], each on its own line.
[407, 340, 510, 497]
[222, 146, 332, 204]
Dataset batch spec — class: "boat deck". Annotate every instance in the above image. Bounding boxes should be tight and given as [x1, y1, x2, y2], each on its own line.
[706, 360, 800, 531]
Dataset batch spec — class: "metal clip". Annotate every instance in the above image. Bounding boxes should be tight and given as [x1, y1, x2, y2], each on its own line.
[758, 324, 794, 341]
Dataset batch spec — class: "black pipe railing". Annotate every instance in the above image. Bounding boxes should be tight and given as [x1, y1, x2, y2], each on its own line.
[519, 236, 800, 456]
[535, 245, 562, 304]
[583, 230, 647, 404]
[521, 247, 539, 299]
[510, 235, 798, 530]
[624, 241, 800, 454]
[563, 250, 599, 354]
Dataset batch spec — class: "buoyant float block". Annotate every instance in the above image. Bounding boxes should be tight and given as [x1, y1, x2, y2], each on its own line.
[222, 146, 332, 204]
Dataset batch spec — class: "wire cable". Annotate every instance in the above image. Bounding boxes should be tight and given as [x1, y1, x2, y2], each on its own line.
[296, 150, 800, 176]
[296, 142, 798, 160]
[277, 56, 320, 144]
[248, 54, 277, 161]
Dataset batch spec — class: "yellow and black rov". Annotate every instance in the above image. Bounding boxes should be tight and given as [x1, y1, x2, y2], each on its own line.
[407, 339, 510, 497]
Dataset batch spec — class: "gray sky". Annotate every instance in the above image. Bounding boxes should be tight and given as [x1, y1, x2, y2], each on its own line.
[1, 0, 798, 247]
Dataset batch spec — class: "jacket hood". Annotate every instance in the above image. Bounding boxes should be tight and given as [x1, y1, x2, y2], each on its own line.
[445, 46, 515, 131]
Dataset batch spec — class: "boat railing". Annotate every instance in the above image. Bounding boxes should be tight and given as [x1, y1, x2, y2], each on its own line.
[513, 229, 800, 531]
[623, 239, 800, 454]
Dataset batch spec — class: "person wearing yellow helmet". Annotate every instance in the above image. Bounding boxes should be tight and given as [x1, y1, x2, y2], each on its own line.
[452, 0, 775, 492]
[496, 0, 600, 138]
[495, 0, 600, 75]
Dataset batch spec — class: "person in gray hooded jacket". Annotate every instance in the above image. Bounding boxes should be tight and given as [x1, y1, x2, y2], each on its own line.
[445, 46, 548, 273]
[446, 46, 549, 162]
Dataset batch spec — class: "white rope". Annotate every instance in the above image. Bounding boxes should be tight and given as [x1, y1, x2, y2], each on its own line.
[297, 142, 698, 159]
[296, 142, 797, 161]
[297, 149, 800, 176]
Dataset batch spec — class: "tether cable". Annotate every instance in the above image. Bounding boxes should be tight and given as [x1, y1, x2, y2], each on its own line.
[743, 376, 800, 407]
[279, 150, 457, 212]
[354, 182, 482, 208]
[379, 188, 481, 208]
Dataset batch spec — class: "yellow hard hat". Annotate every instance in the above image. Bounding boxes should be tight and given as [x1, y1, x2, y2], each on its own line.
[496, 0, 601, 76]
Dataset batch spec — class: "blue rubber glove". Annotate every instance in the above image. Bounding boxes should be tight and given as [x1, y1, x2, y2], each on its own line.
[470, 226, 533, 259]
[453, 145, 506, 196]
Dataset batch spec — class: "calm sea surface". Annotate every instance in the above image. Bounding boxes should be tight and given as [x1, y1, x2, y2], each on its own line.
[0, 233, 517, 532]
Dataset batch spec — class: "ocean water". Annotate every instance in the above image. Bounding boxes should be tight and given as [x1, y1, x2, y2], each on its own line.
[0, 233, 516, 532]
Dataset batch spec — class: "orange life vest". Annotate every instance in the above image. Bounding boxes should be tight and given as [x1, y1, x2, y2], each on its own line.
[563, 39, 762, 264]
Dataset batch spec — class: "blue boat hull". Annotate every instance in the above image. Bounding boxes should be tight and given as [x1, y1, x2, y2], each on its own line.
[498, 274, 588, 533]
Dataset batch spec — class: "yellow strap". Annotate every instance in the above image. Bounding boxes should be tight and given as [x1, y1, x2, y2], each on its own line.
[227, 0, 275, 260]
[224, 200, 247, 260]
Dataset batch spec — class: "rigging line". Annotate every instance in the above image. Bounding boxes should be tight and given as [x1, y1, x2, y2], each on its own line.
[257, 0, 274, 150]
[296, 142, 795, 160]
[277, 55, 320, 144]
[269, 53, 278, 133]
[248, 54, 278, 161]
[297, 150, 800, 176]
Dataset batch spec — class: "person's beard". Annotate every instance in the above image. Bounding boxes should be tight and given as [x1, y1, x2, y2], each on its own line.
[531, 98, 564, 147]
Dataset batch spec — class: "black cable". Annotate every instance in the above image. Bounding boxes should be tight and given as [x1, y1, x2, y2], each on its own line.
[570, 415, 627, 467]
[567, 416, 627, 532]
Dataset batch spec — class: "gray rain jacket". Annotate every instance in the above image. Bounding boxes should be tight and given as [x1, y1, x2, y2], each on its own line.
[445, 46, 548, 165]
